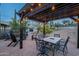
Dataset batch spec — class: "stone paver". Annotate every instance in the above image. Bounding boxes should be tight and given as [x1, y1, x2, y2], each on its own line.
[0, 27, 79, 56]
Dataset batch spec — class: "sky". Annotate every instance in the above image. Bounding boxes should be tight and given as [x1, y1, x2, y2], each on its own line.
[0, 3, 25, 22]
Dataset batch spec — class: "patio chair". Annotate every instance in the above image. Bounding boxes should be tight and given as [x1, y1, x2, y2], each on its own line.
[23, 30, 28, 40]
[32, 33, 37, 40]
[54, 34, 60, 37]
[7, 31, 20, 47]
[32, 32, 43, 40]
[35, 37, 48, 56]
[55, 36, 70, 55]
[4, 32, 10, 41]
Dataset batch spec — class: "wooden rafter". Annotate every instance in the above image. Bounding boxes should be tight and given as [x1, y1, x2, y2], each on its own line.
[18, 3, 79, 22]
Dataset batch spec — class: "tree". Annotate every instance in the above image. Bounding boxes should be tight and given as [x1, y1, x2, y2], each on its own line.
[9, 18, 20, 32]
[9, 9, 28, 32]
[9, 9, 20, 32]
[37, 23, 55, 35]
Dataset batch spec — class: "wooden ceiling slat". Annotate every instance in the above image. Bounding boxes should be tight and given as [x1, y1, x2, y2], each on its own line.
[26, 4, 52, 17]
[18, 3, 79, 22]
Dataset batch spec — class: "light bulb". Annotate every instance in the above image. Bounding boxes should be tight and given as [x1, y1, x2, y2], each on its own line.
[30, 8, 33, 11]
[38, 3, 41, 6]
[52, 5, 55, 11]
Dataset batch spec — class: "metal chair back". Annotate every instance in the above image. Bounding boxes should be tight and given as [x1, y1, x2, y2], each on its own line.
[63, 36, 70, 50]
[10, 32, 17, 42]
[54, 34, 60, 37]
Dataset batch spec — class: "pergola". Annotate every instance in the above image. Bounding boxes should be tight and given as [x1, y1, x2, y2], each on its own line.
[17, 3, 79, 49]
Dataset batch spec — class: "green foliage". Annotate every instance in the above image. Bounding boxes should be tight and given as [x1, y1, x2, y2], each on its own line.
[20, 20, 28, 31]
[9, 18, 20, 31]
[9, 18, 28, 32]
[37, 24, 55, 34]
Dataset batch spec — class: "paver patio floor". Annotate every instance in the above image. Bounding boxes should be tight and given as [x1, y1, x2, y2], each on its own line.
[0, 27, 79, 56]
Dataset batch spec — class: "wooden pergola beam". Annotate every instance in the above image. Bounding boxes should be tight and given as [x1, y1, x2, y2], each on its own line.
[26, 4, 52, 17]
[19, 11, 25, 49]
[23, 4, 79, 22]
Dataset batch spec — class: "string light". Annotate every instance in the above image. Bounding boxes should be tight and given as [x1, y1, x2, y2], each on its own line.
[38, 3, 41, 6]
[23, 10, 26, 12]
[30, 8, 33, 11]
[52, 5, 55, 11]
[31, 4, 34, 6]
[20, 20, 24, 24]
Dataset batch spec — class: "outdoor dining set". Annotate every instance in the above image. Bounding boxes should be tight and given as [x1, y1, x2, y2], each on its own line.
[33, 33, 70, 56]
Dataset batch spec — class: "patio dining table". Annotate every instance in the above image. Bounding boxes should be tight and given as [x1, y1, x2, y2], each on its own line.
[43, 37, 61, 55]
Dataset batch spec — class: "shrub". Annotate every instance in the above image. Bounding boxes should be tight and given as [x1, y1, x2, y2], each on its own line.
[37, 24, 55, 34]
